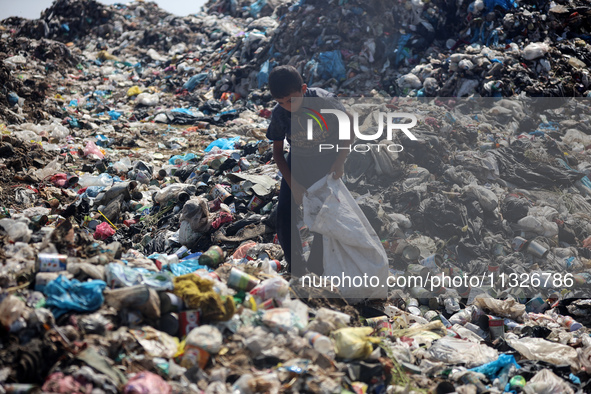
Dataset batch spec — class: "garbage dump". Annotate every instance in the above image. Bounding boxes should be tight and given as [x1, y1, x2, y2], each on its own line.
[2, 0, 591, 392]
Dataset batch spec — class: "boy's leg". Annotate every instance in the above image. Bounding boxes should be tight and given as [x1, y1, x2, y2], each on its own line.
[276, 177, 307, 276]
[306, 232, 324, 275]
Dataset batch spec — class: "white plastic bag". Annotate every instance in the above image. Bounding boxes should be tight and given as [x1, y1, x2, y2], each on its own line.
[427, 336, 498, 368]
[34, 157, 61, 180]
[303, 175, 388, 299]
[507, 337, 580, 370]
[463, 184, 498, 212]
[523, 42, 548, 60]
[523, 369, 574, 394]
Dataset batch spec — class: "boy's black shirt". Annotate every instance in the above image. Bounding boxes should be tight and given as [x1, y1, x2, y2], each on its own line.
[266, 87, 346, 158]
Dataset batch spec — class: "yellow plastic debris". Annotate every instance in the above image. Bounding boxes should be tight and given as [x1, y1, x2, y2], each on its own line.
[97, 50, 119, 61]
[331, 327, 380, 360]
[127, 86, 142, 97]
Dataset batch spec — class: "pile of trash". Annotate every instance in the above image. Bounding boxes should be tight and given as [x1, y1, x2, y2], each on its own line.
[2, 0, 591, 392]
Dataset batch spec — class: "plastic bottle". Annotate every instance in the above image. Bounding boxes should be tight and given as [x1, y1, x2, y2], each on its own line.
[561, 316, 583, 332]
[304, 330, 335, 357]
[78, 173, 114, 188]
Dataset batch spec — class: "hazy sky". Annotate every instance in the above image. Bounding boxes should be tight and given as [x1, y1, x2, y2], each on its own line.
[0, 0, 208, 21]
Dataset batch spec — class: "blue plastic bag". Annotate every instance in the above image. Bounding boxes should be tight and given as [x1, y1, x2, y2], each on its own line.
[469, 354, 520, 380]
[484, 0, 516, 11]
[395, 34, 412, 66]
[204, 136, 241, 152]
[105, 263, 174, 291]
[183, 73, 208, 91]
[317, 50, 346, 81]
[44, 275, 107, 318]
[182, 252, 203, 260]
[258, 60, 272, 89]
[163, 258, 210, 276]
[171, 108, 195, 116]
[169, 153, 197, 165]
[304, 59, 318, 85]
[249, 0, 267, 17]
[7, 92, 19, 106]
[108, 110, 122, 120]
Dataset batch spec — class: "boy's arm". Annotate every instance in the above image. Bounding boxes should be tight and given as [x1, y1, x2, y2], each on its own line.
[329, 112, 355, 179]
[273, 140, 306, 205]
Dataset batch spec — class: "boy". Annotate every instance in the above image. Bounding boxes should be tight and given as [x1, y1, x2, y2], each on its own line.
[266, 65, 353, 276]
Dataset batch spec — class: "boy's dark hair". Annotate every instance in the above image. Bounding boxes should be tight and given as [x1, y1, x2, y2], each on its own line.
[269, 65, 303, 99]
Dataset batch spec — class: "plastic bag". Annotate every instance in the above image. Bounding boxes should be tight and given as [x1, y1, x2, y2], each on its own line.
[484, 0, 516, 10]
[469, 354, 520, 380]
[428, 336, 498, 368]
[186, 325, 223, 354]
[250, 277, 290, 301]
[182, 325, 223, 369]
[522, 42, 548, 60]
[105, 263, 174, 291]
[136, 92, 159, 106]
[83, 140, 104, 159]
[123, 372, 171, 394]
[0, 294, 26, 329]
[472, 295, 526, 322]
[258, 59, 272, 88]
[397, 73, 422, 89]
[154, 184, 196, 204]
[113, 157, 132, 172]
[163, 259, 208, 276]
[261, 306, 307, 332]
[129, 326, 179, 358]
[463, 184, 498, 212]
[179, 221, 201, 247]
[204, 136, 241, 152]
[168, 153, 196, 165]
[94, 222, 116, 240]
[78, 173, 113, 188]
[127, 86, 142, 97]
[515, 215, 558, 238]
[34, 157, 61, 180]
[523, 369, 574, 394]
[317, 50, 346, 82]
[303, 175, 388, 299]
[507, 337, 580, 370]
[0, 218, 32, 243]
[43, 275, 107, 318]
[331, 327, 379, 360]
[183, 73, 208, 91]
[249, 0, 267, 17]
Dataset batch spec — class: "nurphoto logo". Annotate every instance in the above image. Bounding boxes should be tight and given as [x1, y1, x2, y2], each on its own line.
[306, 109, 419, 152]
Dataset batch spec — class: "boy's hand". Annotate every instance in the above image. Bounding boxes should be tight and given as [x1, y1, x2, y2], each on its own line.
[291, 181, 306, 205]
[330, 161, 345, 179]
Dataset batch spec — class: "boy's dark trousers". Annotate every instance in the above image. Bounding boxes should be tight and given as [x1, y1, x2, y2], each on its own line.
[276, 153, 331, 277]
